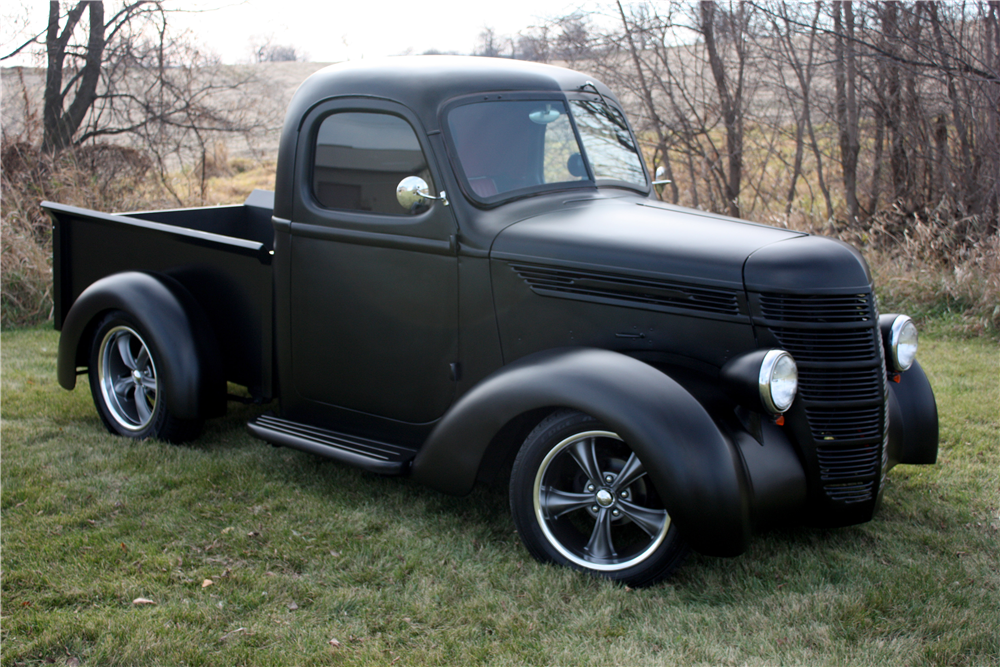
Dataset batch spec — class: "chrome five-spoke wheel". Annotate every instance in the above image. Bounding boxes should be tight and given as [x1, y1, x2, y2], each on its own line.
[98, 325, 159, 431]
[87, 310, 202, 442]
[534, 429, 670, 570]
[511, 410, 688, 586]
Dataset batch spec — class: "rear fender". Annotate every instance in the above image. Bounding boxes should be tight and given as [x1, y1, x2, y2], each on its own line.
[411, 347, 752, 556]
[57, 271, 226, 420]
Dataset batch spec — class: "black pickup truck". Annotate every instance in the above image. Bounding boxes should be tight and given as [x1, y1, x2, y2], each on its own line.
[43, 56, 938, 586]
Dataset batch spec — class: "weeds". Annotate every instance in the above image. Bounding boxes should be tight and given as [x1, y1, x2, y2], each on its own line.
[841, 205, 999, 336]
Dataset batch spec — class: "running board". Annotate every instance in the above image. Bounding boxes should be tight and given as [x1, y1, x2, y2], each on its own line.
[247, 414, 416, 475]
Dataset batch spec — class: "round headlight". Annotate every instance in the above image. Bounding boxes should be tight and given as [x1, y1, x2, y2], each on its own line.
[890, 315, 918, 371]
[759, 350, 798, 414]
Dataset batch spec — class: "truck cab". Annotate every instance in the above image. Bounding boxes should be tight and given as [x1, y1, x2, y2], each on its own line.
[45, 57, 938, 586]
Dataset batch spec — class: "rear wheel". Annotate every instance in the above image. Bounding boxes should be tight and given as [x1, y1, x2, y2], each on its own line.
[88, 310, 202, 442]
[510, 409, 688, 586]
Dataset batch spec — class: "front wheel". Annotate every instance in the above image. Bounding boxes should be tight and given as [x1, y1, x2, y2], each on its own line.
[510, 410, 688, 587]
[88, 310, 202, 443]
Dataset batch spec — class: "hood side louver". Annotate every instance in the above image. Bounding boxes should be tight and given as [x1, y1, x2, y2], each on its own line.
[509, 262, 743, 319]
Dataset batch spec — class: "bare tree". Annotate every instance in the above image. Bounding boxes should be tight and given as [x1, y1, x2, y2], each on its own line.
[698, 1, 750, 218]
[543, 1, 998, 233]
[3, 2, 266, 161]
[765, 1, 834, 220]
[41, 1, 106, 152]
[3, 2, 272, 204]
[250, 35, 304, 63]
[474, 26, 511, 58]
[831, 1, 861, 225]
[615, 1, 679, 203]
[515, 25, 551, 62]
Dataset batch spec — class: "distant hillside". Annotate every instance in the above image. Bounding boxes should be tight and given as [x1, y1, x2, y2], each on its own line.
[2, 61, 332, 161]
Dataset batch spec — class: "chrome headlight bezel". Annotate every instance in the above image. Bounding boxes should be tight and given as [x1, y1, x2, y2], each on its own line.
[758, 349, 798, 414]
[889, 315, 918, 372]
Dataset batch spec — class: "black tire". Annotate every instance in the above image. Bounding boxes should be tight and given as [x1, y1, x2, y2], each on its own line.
[510, 409, 689, 587]
[88, 310, 202, 443]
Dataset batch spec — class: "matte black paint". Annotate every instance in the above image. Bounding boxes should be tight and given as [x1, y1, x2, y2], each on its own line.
[49, 57, 939, 566]
[743, 234, 872, 294]
[886, 360, 939, 466]
[493, 198, 801, 291]
[411, 347, 752, 557]
[730, 420, 808, 529]
[248, 414, 416, 474]
[45, 199, 274, 398]
[283, 96, 459, 425]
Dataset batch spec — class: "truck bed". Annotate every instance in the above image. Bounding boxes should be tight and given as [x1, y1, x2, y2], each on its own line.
[43, 190, 275, 399]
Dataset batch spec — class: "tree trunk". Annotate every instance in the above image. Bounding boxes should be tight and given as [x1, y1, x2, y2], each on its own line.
[700, 1, 743, 219]
[42, 1, 105, 153]
[869, 103, 885, 215]
[833, 1, 860, 224]
[928, 3, 970, 209]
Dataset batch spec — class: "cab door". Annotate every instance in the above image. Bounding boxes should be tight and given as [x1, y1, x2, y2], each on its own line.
[288, 99, 458, 425]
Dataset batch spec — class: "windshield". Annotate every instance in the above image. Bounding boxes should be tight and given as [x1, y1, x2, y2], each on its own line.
[447, 98, 647, 202]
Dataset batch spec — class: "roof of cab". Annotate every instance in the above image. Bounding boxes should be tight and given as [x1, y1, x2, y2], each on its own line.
[273, 56, 619, 219]
[283, 55, 616, 133]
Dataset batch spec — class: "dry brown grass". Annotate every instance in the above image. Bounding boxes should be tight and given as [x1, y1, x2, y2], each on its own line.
[1, 142, 153, 327]
[826, 206, 998, 336]
[0, 139, 275, 328]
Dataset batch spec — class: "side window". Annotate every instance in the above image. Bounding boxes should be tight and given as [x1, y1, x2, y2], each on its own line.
[313, 112, 433, 216]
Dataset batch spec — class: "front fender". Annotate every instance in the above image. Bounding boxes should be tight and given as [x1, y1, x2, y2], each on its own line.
[411, 347, 752, 556]
[57, 271, 225, 420]
[887, 360, 938, 467]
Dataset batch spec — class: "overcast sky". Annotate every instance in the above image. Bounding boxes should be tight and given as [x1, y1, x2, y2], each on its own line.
[2, 1, 597, 66]
[172, 0, 587, 62]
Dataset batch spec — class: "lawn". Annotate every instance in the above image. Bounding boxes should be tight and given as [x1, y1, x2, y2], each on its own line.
[2, 326, 998, 666]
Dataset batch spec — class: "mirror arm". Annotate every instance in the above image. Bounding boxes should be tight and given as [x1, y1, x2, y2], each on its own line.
[422, 190, 450, 206]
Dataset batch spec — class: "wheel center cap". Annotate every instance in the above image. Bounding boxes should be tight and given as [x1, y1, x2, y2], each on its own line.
[595, 489, 614, 507]
[132, 369, 143, 383]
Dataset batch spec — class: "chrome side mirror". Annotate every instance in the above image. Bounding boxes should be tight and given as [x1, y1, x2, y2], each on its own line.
[396, 176, 448, 211]
[652, 165, 671, 197]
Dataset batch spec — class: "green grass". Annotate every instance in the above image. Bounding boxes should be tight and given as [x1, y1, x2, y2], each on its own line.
[2, 327, 998, 666]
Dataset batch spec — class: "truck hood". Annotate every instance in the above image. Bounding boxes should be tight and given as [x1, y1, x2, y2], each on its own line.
[490, 198, 803, 290]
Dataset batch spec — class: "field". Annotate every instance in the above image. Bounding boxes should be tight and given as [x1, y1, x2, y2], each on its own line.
[1, 326, 997, 666]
